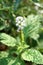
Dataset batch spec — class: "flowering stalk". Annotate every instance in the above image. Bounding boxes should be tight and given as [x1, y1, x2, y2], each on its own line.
[16, 16, 26, 44]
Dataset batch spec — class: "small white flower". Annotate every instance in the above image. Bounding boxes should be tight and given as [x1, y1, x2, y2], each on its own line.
[17, 28, 20, 32]
[21, 22, 26, 26]
[19, 25, 24, 29]
[16, 16, 26, 32]
[16, 16, 23, 22]
[21, 26, 24, 29]
[17, 29, 20, 32]
[16, 23, 19, 26]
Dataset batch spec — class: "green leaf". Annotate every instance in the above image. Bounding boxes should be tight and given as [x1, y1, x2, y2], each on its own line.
[0, 46, 25, 65]
[36, 38, 43, 53]
[32, 0, 40, 2]
[0, 58, 8, 65]
[0, 21, 5, 31]
[0, 57, 25, 65]
[0, 51, 9, 59]
[21, 49, 43, 64]
[0, 33, 16, 47]
[0, 51, 15, 65]
[23, 15, 41, 40]
[12, 57, 25, 65]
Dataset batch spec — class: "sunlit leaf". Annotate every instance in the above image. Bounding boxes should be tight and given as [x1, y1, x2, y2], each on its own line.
[23, 15, 41, 40]
[21, 49, 43, 64]
[0, 33, 17, 47]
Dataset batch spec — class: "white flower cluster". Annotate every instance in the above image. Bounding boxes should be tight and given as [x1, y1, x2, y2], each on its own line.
[16, 16, 26, 32]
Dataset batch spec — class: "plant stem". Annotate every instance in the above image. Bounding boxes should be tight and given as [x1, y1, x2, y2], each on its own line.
[20, 30, 24, 44]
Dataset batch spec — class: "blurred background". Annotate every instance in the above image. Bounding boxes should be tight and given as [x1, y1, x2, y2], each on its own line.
[0, 0, 43, 65]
